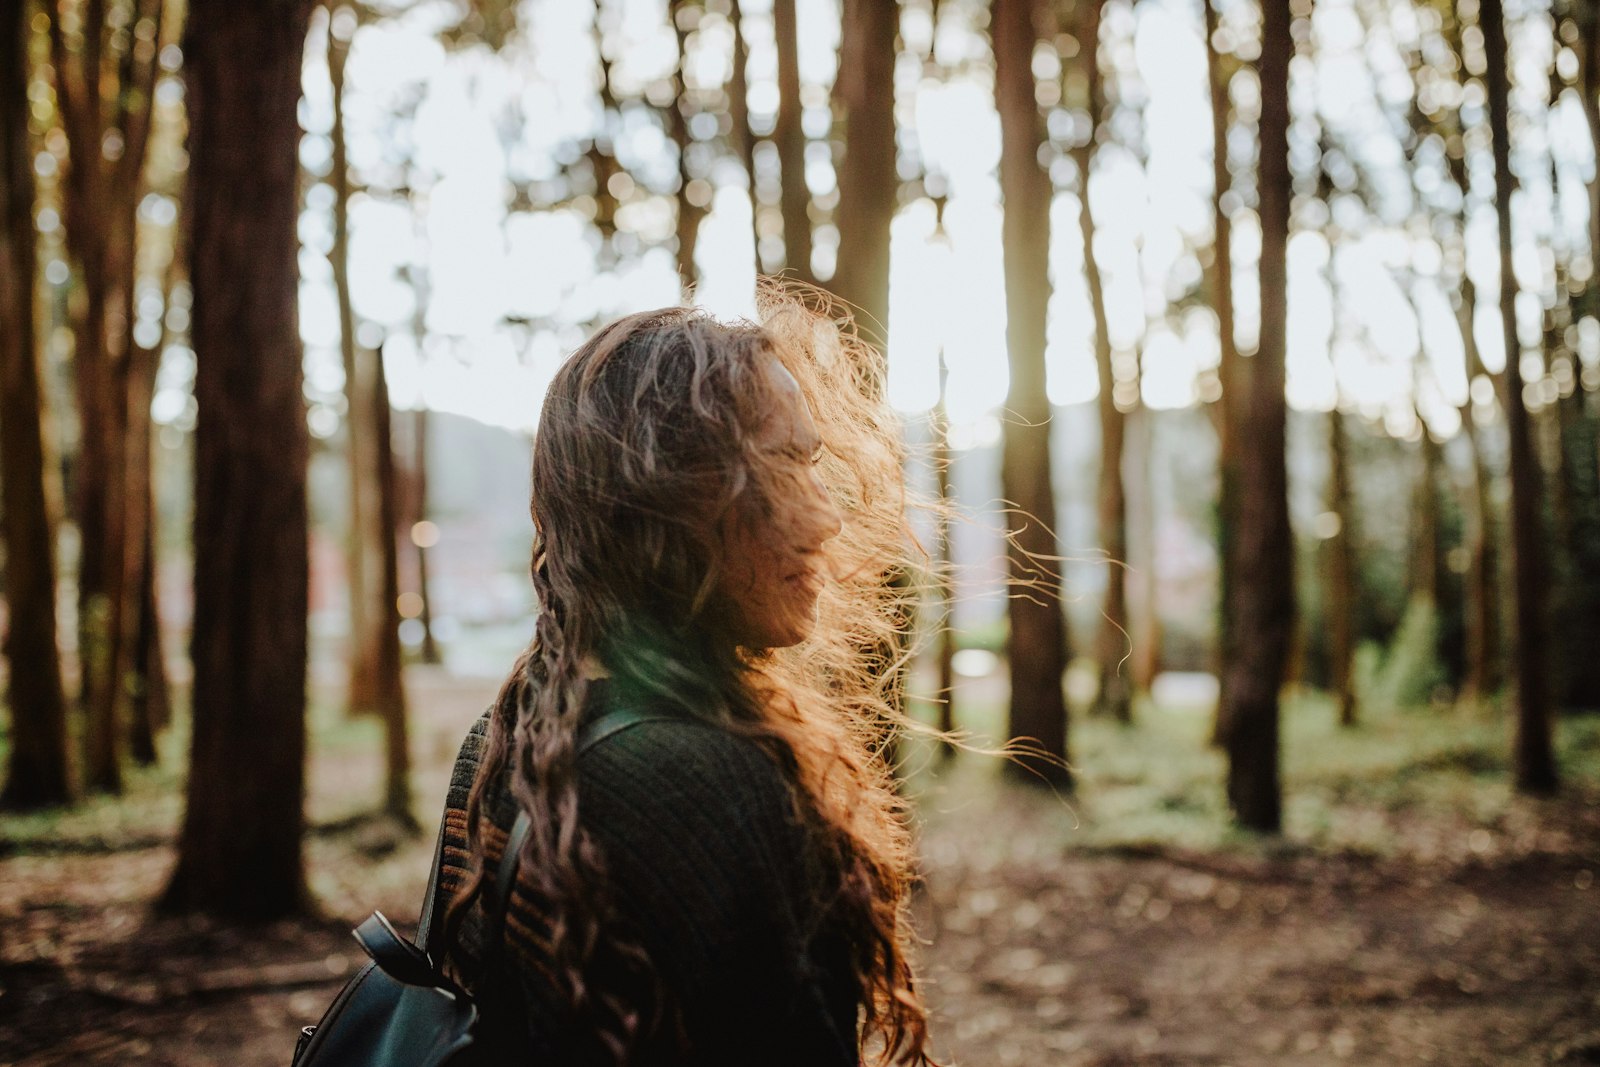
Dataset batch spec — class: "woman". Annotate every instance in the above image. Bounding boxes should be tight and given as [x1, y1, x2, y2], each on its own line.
[434, 296, 936, 1066]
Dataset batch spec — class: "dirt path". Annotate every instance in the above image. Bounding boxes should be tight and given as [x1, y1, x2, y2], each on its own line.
[4, 671, 1598, 1066]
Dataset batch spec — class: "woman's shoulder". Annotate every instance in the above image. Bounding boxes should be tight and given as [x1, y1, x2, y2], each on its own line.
[445, 703, 796, 822]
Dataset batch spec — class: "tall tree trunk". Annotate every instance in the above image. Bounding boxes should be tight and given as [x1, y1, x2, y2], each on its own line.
[1126, 403, 1161, 693]
[1416, 415, 1446, 612]
[668, 0, 703, 292]
[772, 0, 812, 282]
[67, 194, 123, 792]
[994, 0, 1070, 788]
[1555, 381, 1600, 709]
[411, 406, 439, 665]
[1203, 0, 1243, 740]
[49, 0, 165, 794]
[1074, 0, 1130, 724]
[49, 0, 117, 792]
[130, 246, 182, 756]
[830, 0, 897, 352]
[727, 0, 761, 261]
[162, 0, 316, 919]
[1219, 0, 1293, 832]
[1325, 410, 1357, 726]
[328, 7, 378, 713]
[127, 507, 169, 764]
[120, 314, 159, 764]
[0, 0, 76, 808]
[1454, 277, 1500, 703]
[589, 0, 623, 258]
[1481, 0, 1557, 793]
[372, 345, 413, 825]
[1578, 0, 1600, 276]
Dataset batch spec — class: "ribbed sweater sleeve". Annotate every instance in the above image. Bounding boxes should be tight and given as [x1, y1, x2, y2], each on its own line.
[437, 711, 861, 1067]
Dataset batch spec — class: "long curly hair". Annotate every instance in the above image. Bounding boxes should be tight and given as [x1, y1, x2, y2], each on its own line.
[442, 287, 935, 1065]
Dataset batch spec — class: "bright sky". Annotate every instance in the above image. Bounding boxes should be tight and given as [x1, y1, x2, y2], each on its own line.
[262, 0, 1596, 444]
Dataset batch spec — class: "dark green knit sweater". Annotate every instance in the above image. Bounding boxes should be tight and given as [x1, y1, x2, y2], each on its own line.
[434, 682, 860, 1066]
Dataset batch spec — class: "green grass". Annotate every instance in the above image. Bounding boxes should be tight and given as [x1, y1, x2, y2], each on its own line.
[903, 678, 1600, 859]
[0, 689, 400, 854]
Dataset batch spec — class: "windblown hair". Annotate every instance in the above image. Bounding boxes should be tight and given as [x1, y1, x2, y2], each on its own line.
[443, 286, 935, 1065]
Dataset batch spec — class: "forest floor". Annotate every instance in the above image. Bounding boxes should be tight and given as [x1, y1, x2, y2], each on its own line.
[2, 663, 1599, 1066]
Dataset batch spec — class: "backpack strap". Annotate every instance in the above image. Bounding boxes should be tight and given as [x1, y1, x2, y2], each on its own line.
[479, 705, 676, 965]
[415, 821, 449, 954]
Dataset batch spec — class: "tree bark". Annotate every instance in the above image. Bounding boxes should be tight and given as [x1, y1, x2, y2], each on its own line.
[48, 0, 165, 794]
[772, 0, 812, 282]
[1074, 0, 1130, 724]
[1203, 0, 1243, 740]
[0, 0, 76, 808]
[162, 0, 316, 919]
[1454, 280, 1501, 704]
[1126, 404, 1161, 693]
[411, 406, 439, 665]
[372, 344, 413, 825]
[668, 0, 703, 292]
[588, 0, 623, 257]
[994, 0, 1070, 788]
[1219, 0, 1293, 832]
[830, 0, 897, 353]
[120, 309, 159, 764]
[1555, 379, 1600, 709]
[130, 243, 181, 762]
[1325, 410, 1357, 726]
[327, 6, 377, 714]
[1415, 415, 1446, 613]
[1481, 0, 1557, 793]
[127, 508, 169, 764]
[1577, 0, 1600, 277]
[727, 0, 761, 261]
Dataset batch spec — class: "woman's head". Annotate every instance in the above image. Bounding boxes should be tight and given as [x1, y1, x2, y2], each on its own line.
[450, 290, 933, 1066]
[527, 307, 844, 663]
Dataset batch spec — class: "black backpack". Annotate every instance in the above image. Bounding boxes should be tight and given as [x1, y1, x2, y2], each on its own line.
[291, 706, 666, 1066]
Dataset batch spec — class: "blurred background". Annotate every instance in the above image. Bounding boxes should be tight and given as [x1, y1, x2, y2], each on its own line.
[1, 0, 1598, 1063]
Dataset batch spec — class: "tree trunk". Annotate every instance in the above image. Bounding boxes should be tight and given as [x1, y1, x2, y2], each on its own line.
[994, 0, 1070, 788]
[588, 0, 623, 258]
[328, 9, 378, 714]
[1454, 277, 1500, 703]
[162, 0, 316, 919]
[77, 238, 129, 794]
[772, 0, 812, 282]
[1555, 382, 1600, 709]
[1074, 0, 1130, 724]
[830, 0, 897, 353]
[1481, 0, 1557, 794]
[0, 0, 75, 808]
[49, 0, 165, 795]
[1203, 0, 1243, 740]
[727, 0, 761, 261]
[1415, 416, 1445, 611]
[411, 406, 439, 665]
[120, 313, 159, 765]
[1126, 404, 1161, 693]
[127, 509, 170, 764]
[668, 0, 703, 292]
[372, 345, 413, 825]
[1326, 410, 1357, 727]
[1219, 0, 1293, 832]
[1577, 0, 1600, 277]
